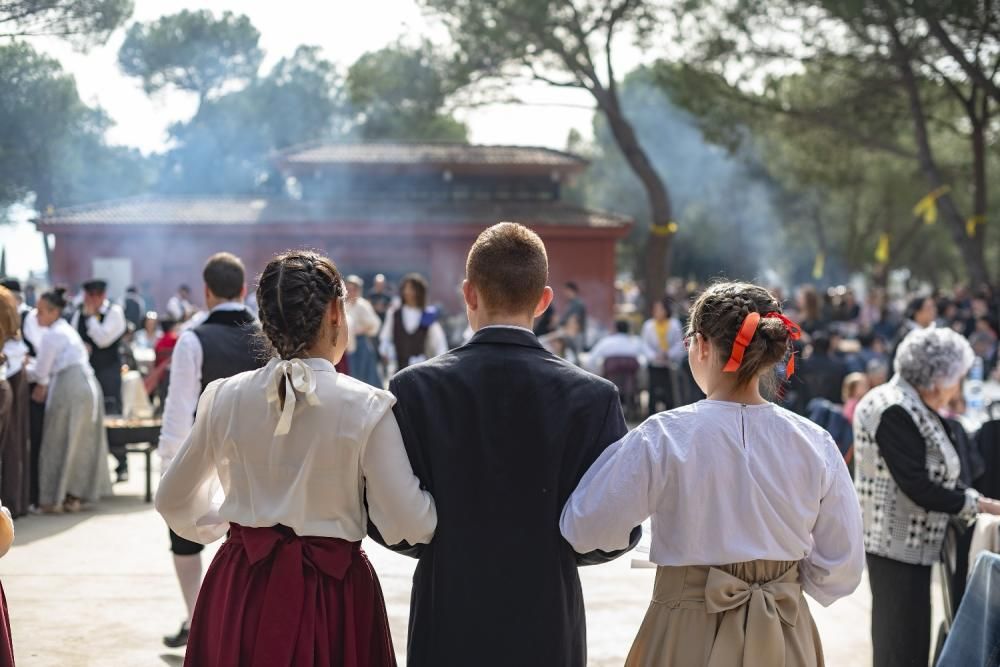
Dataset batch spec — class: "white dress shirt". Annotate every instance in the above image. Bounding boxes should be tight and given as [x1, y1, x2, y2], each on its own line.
[560, 400, 865, 606]
[378, 305, 448, 363]
[586, 333, 646, 374]
[31, 319, 91, 386]
[3, 339, 27, 379]
[22, 309, 41, 350]
[158, 302, 247, 465]
[69, 301, 127, 349]
[346, 297, 381, 354]
[166, 295, 194, 322]
[156, 357, 437, 546]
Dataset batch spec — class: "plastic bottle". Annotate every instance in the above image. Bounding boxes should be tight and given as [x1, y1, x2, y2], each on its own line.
[966, 356, 985, 413]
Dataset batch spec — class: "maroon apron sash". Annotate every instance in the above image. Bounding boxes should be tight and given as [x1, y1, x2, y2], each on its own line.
[228, 524, 360, 667]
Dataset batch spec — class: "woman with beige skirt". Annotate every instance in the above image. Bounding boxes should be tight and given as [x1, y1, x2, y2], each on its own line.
[561, 282, 865, 666]
[30, 289, 111, 513]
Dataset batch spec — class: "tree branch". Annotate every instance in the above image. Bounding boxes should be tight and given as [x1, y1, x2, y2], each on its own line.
[923, 13, 1000, 105]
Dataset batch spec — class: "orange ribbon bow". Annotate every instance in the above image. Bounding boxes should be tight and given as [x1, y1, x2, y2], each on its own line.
[765, 312, 803, 378]
[723, 312, 761, 373]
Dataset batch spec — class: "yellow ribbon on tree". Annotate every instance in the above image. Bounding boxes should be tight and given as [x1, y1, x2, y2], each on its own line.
[812, 252, 825, 279]
[875, 233, 890, 264]
[913, 185, 951, 225]
[966, 214, 986, 238]
[651, 221, 680, 237]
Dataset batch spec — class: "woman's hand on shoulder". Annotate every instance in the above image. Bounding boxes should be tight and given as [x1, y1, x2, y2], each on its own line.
[977, 497, 1000, 515]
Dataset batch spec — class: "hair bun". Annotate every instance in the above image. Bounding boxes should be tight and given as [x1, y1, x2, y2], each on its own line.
[687, 281, 786, 387]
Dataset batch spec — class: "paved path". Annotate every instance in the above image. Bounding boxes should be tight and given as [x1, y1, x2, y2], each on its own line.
[3, 453, 939, 666]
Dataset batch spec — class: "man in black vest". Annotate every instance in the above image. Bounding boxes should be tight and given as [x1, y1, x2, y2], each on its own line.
[70, 279, 128, 479]
[123, 285, 145, 330]
[370, 223, 640, 667]
[157, 252, 263, 649]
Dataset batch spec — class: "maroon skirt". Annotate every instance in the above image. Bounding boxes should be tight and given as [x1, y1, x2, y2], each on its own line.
[184, 524, 395, 667]
[0, 580, 14, 666]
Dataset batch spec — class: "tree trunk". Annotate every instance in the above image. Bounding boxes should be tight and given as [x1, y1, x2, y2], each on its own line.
[890, 29, 993, 288]
[970, 94, 988, 255]
[598, 95, 675, 310]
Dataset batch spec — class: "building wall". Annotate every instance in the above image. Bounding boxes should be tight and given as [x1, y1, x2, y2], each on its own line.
[45, 226, 622, 328]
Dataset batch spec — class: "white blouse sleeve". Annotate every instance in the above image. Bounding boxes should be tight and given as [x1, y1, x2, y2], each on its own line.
[155, 380, 228, 545]
[426, 321, 448, 358]
[86, 305, 127, 348]
[33, 328, 67, 386]
[799, 439, 865, 606]
[357, 299, 382, 336]
[378, 307, 396, 359]
[560, 425, 662, 554]
[361, 410, 437, 545]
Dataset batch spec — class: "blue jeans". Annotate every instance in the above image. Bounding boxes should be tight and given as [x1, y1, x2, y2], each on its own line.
[938, 551, 1000, 667]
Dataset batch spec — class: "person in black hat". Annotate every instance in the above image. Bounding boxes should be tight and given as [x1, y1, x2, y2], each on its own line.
[69, 279, 128, 480]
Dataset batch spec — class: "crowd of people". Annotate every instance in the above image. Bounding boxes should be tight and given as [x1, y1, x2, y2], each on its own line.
[0, 232, 998, 665]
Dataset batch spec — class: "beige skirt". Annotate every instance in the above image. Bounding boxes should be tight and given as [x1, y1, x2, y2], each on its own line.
[625, 560, 824, 667]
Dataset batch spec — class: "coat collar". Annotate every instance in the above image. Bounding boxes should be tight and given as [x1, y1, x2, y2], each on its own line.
[467, 326, 544, 350]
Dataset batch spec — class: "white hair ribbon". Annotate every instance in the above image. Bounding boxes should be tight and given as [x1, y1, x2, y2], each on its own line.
[266, 359, 321, 436]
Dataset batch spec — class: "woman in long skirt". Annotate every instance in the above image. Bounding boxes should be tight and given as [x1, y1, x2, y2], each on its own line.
[0, 287, 30, 517]
[157, 251, 437, 666]
[31, 289, 111, 514]
[561, 282, 865, 666]
[0, 354, 18, 664]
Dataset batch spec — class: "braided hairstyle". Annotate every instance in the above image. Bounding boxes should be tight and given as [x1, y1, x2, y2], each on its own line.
[687, 281, 790, 387]
[256, 251, 345, 360]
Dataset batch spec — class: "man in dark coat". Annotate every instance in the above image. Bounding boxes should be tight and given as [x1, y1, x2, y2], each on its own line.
[371, 223, 639, 667]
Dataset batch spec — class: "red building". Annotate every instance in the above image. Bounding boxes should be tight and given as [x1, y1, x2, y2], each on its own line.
[36, 143, 631, 325]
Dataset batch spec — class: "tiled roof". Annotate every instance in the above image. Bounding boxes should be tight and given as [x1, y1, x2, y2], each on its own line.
[276, 142, 588, 170]
[36, 196, 630, 229]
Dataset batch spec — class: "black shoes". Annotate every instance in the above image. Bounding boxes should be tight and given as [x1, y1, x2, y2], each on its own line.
[163, 622, 189, 648]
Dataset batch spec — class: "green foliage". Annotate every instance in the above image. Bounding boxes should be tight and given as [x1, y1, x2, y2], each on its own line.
[157, 39, 473, 193]
[0, 42, 152, 212]
[346, 41, 468, 141]
[572, 68, 780, 282]
[662, 0, 1000, 286]
[158, 46, 346, 195]
[118, 10, 263, 101]
[0, 0, 133, 47]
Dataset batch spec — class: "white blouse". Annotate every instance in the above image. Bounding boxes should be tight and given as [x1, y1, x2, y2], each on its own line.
[156, 357, 437, 546]
[560, 400, 865, 606]
[32, 319, 90, 385]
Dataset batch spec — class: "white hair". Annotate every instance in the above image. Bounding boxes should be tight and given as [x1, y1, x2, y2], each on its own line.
[894, 326, 975, 391]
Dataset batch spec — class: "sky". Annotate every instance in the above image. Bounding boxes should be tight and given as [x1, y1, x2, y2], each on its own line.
[4, 0, 653, 278]
[33, 0, 607, 154]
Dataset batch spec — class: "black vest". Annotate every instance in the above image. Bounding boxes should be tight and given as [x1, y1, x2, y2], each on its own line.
[392, 309, 428, 371]
[192, 308, 264, 394]
[77, 307, 123, 372]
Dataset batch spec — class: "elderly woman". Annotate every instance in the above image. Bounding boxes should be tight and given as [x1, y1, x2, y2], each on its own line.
[854, 326, 1000, 667]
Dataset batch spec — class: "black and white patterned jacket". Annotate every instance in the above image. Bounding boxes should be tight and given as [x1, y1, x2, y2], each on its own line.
[853, 376, 976, 565]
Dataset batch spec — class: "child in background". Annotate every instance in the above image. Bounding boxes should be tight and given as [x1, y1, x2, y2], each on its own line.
[842, 372, 870, 422]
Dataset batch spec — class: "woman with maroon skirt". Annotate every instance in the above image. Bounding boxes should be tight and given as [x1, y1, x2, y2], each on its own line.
[156, 251, 437, 667]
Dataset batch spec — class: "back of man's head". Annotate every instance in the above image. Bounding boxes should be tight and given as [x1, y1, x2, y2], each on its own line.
[615, 320, 630, 335]
[466, 222, 548, 315]
[203, 252, 245, 301]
